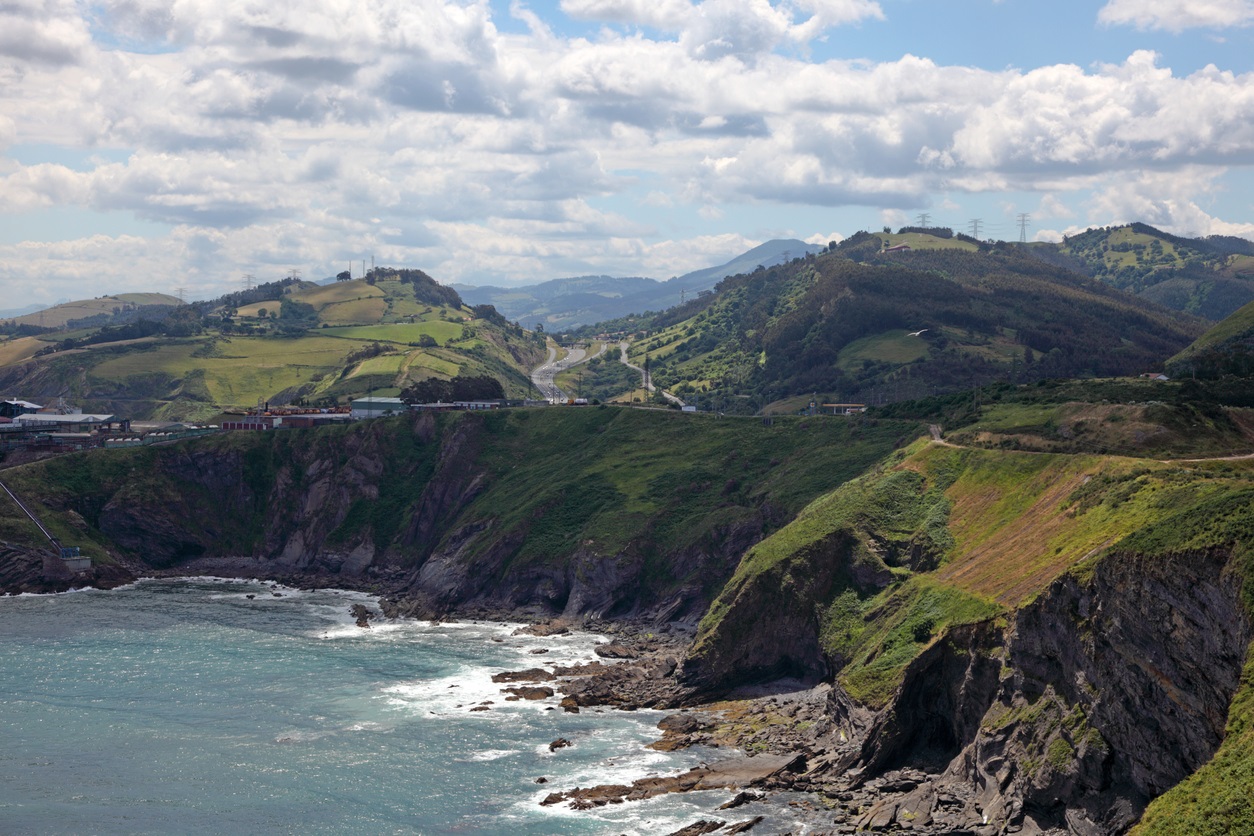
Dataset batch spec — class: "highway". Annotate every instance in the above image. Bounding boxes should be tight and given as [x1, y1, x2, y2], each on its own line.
[530, 340, 605, 402]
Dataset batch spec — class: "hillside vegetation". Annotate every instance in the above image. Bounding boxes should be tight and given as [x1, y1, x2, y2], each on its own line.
[597, 240, 1200, 413]
[0, 407, 918, 617]
[1166, 298, 1254, 379]
[1057, 223, 1254, 319]
[0, 271, 543, 420]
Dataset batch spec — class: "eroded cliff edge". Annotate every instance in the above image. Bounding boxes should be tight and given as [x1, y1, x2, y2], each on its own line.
[676, 440, 1254, 833]
[3, 412, 1252, 833]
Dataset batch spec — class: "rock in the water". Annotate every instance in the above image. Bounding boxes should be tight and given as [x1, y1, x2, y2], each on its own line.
[666, 820, 725, 835]
[504, 686, 554, 700]
[549, 737, 572, 752]
[718, 790, 762, 810]
[350, 603, 375, 628]
[491, 668, 555, 683]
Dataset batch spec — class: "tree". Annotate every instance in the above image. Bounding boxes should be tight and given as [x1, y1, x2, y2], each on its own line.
[336, 270, 351, 282]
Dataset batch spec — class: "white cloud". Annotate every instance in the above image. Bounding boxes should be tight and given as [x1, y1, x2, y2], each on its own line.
[1098, 0, 1254, 32]
[0, 0, 93, 67]
[805, 231, 845, 246]
[1, 1, 1253, 305]
[1085, 167, 1254, 238]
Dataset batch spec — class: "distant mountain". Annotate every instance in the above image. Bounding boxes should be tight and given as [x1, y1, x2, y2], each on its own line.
[0, 303, 49, 320]
[456, 238, 821, 331]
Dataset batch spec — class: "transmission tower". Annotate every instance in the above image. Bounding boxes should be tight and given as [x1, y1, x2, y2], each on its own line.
[1017, 213, 1031, 243]
[968, 219, 982, 240]
[175, 287, 186, 304]
[288, 268, 302, 282]
[242, 273, 255, 291]
[916, 213, 931, 229]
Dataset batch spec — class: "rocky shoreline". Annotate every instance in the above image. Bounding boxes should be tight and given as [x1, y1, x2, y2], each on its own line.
[8, 552, 1223, 835]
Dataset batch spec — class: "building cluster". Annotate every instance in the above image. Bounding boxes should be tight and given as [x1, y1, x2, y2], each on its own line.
[0, 398, 132, 453]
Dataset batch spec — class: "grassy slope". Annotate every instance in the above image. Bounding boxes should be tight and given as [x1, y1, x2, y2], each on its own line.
[621, 246, 1199, 415]
[1169, 298, 1254, 360]
[0, 278, 544, 417]
[7, 293, 181, 328]
[691, 439, 1254, 708]
[0, 409, 917, 602]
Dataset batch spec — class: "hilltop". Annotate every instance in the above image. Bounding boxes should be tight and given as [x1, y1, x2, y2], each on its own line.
[0, 270, 543, 420]
[1, 292, 182, 330]
[1054, 222, 1254, 319]
[593, 237, 1201, 413]
[456, 239, 821, 331]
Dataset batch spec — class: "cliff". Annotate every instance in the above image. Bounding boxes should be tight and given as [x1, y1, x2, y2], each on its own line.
[682, 440, 1254, 832]
[4, 410, 1253, 832]
[0, 408, 911, 621]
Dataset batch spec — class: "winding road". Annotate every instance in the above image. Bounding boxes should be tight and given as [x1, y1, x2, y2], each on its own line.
[618, 341, 686, 407]
[530, 340, 606, 402]
[530, 338, 687, 406]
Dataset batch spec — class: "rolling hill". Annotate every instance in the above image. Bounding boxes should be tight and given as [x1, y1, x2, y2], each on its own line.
[1048, 222, 1254, 319]
[1165, 298, 1254, 379]
[597, 236, 1203, 412]
[0, 271, 543, 420]
[1, 293, 183, 330]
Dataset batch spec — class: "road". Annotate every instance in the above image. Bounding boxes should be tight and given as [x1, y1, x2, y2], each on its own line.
[618, 341, 686, 407]
[530, 340, 606, 402]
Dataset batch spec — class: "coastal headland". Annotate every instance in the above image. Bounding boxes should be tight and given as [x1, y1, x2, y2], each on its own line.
[2, 402, 1253, 834]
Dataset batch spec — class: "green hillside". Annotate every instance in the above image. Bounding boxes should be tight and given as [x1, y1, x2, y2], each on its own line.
[593, 241, 1201, 413]
[1057, 223, 1254, 319]
[1165, 299, 1254, 379]
[0, 271, 542, 420]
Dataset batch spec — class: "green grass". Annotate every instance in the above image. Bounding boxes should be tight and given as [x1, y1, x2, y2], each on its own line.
[690, 434, 1254, 704]
[323, 322, 465, 345]
[837, 330, 931, 370]
[825, 576, 1001, 708]
[875, 232, 979, 252]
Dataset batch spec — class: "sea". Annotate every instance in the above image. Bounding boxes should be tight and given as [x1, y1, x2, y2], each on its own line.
[0, 578, 796, 835]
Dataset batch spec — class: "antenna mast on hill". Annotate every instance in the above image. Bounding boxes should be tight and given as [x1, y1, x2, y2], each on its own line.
[1017, 213, 1031, 243]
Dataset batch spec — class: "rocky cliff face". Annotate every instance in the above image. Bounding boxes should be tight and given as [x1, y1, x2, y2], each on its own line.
[12, 409, 891, 623]
[817, 546, 1251, 834]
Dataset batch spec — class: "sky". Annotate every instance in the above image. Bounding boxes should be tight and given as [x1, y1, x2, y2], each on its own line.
[2, 0, 1254, 306]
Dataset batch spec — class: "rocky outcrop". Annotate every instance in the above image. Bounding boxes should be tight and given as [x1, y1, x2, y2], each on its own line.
[822, 547, 1253, 834]
[680, 528, 892, 697]
[953, 547, 1250, 833]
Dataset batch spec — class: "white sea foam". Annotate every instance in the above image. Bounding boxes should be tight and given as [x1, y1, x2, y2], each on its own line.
[464, 748, 521, 762]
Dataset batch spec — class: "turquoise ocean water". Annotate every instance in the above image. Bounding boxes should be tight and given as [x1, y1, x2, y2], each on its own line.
[0, 578, 765, 835]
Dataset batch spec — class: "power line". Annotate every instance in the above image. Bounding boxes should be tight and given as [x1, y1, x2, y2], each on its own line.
[1017, 213, 1031, 243]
